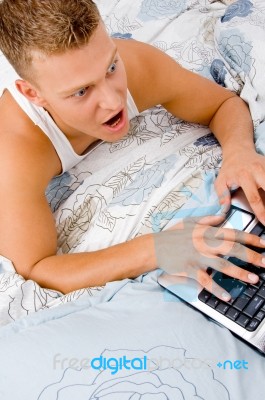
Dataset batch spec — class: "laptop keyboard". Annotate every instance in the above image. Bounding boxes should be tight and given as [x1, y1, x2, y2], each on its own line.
[198, 222, 265, 332]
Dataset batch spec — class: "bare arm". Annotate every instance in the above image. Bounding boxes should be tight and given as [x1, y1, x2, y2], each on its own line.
[28, 235, 156, 293]
[0, 92, 156, 293]
[0, 140, 156, 293]
[117, 39, 265, 223]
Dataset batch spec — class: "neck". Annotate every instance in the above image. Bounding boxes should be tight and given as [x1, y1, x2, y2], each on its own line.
[44, 106, 98, 155]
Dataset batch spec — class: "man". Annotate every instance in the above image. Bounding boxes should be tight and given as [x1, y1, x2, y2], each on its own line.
[0, 0, 265, 299]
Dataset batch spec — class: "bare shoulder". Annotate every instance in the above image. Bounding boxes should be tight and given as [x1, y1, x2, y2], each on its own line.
[0, 90, 61, 187]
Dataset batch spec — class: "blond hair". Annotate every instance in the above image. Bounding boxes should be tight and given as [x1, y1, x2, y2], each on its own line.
[0, 0, 100, 81]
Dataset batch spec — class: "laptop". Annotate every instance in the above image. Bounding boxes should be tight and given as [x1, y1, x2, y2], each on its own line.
[158, 188, 265, 355]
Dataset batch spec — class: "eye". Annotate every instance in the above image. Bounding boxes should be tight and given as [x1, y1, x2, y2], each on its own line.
[108, 60, 118, 74]
[72, 87, 88, 98]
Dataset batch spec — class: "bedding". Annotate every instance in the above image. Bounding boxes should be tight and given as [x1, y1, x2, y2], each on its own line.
[1, 0, 265, 398]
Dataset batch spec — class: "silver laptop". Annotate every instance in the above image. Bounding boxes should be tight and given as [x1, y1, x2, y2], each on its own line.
[158, 189, 265, 354]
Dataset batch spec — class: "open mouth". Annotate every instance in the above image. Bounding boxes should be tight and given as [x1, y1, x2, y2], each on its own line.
[104, 110, 123, 128]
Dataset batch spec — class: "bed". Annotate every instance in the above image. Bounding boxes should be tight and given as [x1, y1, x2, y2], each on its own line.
[1, 0, 265, 398]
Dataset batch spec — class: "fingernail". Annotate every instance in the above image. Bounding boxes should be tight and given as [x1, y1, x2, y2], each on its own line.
[262, 258, 265, 265]
[221, 292, 231, 301]
[260, 239, 265, 246]
[248, 273, 259, 282]
[229, 184, 239, 191]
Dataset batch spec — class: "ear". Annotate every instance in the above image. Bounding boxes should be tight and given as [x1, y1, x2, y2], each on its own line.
[15, 79, 48, 107]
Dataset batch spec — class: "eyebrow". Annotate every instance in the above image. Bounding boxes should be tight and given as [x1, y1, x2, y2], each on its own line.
[59, 46, 118, 97]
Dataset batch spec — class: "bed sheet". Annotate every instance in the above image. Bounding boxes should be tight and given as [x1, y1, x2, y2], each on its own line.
[0, 270, 265, 400]
[1, 1, 265, 398]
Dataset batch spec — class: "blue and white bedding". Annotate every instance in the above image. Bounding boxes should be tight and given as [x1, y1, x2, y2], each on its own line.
[1, 0, 265, 398]
[1, 270, 265, 399]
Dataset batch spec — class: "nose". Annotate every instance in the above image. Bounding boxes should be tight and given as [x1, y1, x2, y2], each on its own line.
[97, 80, 122, 111]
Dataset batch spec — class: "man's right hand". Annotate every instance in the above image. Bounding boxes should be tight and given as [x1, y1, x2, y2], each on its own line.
[153, 214, 265, 301]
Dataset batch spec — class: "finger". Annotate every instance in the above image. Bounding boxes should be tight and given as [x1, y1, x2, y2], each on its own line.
[225, 241, 265, 269]
[202, 255, 260, 285]
[175, 261, 231, 301]
[195, 268, 231, 301]
[239, 175, 265, 225]
[179, 255, 233, 296]
[191, 254, 260, 301]
[214, 177, 231, 214]
[168, 214, 226, 231]
[200, 237, 265, 267]
[190, 213, 226, 227]
[194, 226, 265, 255]
[219, 228, 265, 248]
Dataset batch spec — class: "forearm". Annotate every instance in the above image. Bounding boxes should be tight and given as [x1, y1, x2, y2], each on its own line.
[209, 95, 255, 156]
[27, 234, 157, 294]
[209, 94, 265, 222]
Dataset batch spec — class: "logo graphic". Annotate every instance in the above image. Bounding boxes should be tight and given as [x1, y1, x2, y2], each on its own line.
[217, 359, 248, 370]
[91, 355, 147, 375]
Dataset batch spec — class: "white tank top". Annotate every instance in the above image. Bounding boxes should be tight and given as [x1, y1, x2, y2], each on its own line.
[0, 53, 139, 173]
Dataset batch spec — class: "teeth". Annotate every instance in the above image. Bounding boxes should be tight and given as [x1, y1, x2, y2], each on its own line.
[110, 117, 121, 128]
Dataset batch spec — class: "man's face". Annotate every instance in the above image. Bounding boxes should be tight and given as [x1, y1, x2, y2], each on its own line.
[31, 22, 129, 144]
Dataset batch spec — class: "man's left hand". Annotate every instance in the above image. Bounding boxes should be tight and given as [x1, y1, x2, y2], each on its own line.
[215, 149, 265, 224]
